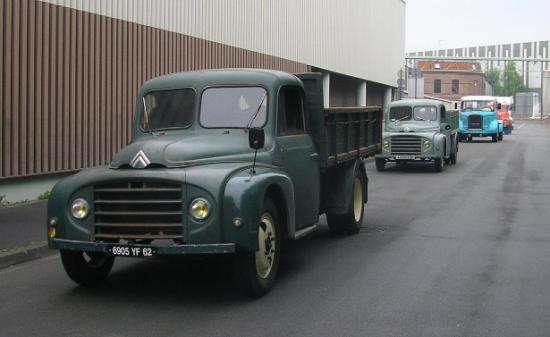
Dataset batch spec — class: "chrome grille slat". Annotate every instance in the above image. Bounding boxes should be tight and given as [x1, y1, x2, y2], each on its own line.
[468, 114, 483, 129]
[93, 181, 183, 241]
[390, 135, 422, 155]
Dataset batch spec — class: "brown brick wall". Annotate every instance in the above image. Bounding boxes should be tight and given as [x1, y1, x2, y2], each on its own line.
[423, 72, 488, 101]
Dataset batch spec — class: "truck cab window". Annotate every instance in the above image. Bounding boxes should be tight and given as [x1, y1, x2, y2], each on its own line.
[278, 87, 305, 135]
[141, 89, 195, 131]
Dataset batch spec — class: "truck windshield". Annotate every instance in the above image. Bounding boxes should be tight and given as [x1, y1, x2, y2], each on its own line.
[200, 87, 268, 128]
[461, 100, 494, 111]
[141, 89, 195, 131]
[413, 106, 437, 121]
[389, 106, 412, 121]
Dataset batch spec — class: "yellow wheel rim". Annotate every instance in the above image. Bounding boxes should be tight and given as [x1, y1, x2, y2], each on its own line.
[353, 177, 363, 222]
[255, 213, 276, 279]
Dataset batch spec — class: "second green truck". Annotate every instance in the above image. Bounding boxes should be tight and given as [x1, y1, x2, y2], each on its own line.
[375, 99, 459, 172]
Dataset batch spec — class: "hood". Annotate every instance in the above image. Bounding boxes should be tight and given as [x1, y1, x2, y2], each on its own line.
[386, 122, 439, 133]
[110, 131, 258, 169]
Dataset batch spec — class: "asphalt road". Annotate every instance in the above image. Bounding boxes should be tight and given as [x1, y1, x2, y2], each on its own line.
[1, 120, 550, 337]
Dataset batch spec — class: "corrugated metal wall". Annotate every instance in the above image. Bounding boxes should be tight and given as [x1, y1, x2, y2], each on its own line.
[0, 0, 308, 178]
[38, 0, 407, 88]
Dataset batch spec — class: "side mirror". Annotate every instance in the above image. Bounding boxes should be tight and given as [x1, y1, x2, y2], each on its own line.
[497, 103, 502, 110]
[248, 128, 265, 149]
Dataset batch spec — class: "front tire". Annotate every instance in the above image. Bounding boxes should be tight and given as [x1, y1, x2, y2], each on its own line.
[492, 134, 498, 142]
[498, 132, 503, 141]
[234, 198, 280, 297]
[327, 168, 365, 235]
[60, 250, 115, 286]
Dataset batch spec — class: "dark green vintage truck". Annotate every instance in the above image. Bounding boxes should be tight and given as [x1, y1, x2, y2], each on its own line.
[47, 69, 382, 296]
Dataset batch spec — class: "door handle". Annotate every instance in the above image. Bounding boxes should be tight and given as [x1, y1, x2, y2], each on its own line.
[310, 153, 319, 158]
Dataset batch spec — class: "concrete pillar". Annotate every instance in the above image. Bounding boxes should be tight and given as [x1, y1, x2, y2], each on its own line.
[357, 80, 367, 106]
[543, 71, 550, 117]
[322, 72, 330, 108]
[383, 87, 393, 111]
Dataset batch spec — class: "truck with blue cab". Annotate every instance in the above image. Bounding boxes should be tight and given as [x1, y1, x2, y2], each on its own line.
[458, 96, 504, 142]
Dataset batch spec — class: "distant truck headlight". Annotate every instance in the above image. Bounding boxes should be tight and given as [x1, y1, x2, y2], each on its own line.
[190, 198, 211, 220]
[423, 140, 431, 149]
[383, 140, 389, 149]
[70, 198, 90, 219]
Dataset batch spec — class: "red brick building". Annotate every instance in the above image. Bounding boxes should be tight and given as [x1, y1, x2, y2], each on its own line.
[418, 61, 492, 101]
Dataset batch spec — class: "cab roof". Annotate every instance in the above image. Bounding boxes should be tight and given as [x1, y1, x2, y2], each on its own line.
[388, 99, 445, 109]
[138, 68, 302, 95]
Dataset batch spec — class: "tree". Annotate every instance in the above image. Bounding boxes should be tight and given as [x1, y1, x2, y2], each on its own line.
[486, 68, 502, 95]
[487, 62, 527, 96]
[501, 62, 527, 96]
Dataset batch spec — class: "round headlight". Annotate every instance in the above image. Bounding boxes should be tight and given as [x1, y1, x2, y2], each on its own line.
[383, 140, 390, 149]
[423, 140, 431, 149]
[71, 198, 90, 219]
[189, 198, 211, 220]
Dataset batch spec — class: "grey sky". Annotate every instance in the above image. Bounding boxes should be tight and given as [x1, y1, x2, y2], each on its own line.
[406, 0, 550, 52]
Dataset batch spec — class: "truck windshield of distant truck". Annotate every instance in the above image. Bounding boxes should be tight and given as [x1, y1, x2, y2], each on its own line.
[461, 100, 494, 111]
[389, 106, 437, 122]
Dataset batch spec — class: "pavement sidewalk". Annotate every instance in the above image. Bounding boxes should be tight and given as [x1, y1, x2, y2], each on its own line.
[0, 200, 53, 269]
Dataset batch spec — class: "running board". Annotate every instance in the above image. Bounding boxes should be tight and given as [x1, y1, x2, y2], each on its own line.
[294, 224, 317, 239]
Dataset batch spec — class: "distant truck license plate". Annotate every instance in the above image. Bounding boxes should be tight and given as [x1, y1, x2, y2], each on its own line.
[109, 245, 157, 257]
[395, 155, 414, 159]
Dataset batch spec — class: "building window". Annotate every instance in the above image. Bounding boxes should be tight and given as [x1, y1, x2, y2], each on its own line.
[452, 80, 459, 94]
[434, 79, 442, 94]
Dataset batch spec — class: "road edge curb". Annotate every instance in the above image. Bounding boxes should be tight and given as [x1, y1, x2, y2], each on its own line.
[0, 242, 53, 269]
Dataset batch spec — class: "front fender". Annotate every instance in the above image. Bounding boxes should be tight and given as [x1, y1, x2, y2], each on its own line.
[223, 167, 295, 252]
[433, 134, 446, 157]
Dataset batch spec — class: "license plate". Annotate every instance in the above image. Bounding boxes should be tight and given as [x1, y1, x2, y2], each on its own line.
[395, 155, 414, 160]
[109, 245, 157, 257]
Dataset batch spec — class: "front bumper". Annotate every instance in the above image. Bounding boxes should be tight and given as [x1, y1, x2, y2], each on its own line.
[375, 154, 437, 161]
[459, 130, 496, 137]
[49, 238, 236, 255]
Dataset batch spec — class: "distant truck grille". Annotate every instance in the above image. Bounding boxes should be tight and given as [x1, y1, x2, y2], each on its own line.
[468, 115, 482, 129]
[93, 181, 183, 241]
[390, 135, 421, 155]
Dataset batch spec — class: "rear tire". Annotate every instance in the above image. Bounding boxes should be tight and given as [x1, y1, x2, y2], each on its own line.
[60, 250, 115, 286]
[433, 158, 443, 172]
[234, 198, 280, 297]
[375, 158, 385, 172]
[450, 149, 457, 165]
[327, 168, 365, 235]
[498, 132, 503, 141]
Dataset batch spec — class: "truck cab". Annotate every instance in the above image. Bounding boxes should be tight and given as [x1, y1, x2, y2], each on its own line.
[458, 95, 504, 142]
[375, 99, 459, 172]
[46, 69, 382, 296]
[497, 101, 513, 134]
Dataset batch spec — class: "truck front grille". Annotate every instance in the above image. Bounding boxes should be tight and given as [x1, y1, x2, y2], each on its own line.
[390, 135, 421, 155]
[93, 181, 183, 241]
[468, 115, 482, 129]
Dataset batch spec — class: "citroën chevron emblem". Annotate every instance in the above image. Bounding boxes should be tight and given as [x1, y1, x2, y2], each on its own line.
[130, 150, 151, 169]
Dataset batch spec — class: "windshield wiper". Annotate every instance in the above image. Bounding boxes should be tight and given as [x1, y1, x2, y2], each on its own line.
[246, 93, 267, 129]
[415, 116, 429, 122]
[392, 115, 411, 122]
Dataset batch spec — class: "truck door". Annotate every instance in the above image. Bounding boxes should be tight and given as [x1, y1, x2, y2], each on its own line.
[276, 86, 320, 228]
